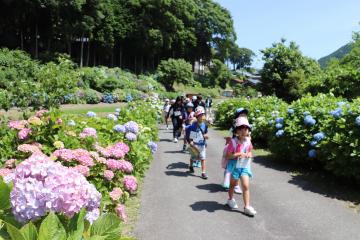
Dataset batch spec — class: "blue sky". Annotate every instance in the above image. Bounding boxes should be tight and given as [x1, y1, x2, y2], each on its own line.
[215, 0, 360, 68]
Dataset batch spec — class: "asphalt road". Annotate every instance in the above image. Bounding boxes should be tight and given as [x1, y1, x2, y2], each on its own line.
[135, 126, 360, 240]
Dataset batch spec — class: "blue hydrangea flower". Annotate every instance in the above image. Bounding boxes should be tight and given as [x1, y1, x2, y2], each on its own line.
[304, 115, 316, 126]
[287, 108, 295, 115]
[313, 132, 325, 141]
[348, 110, 353, 115]
[115, 108, 121, 113]
[126, 94, 133, 102]
[255, 109, 260, 113]
[67, 120, 76, 126]
[147, 141, 158, 154]
[303, 111, 310, 116]
[337, 101, 346, 107]
[87, 111, 97, 118]
[113, 124, 126, 133]
[329, 108, 342, 118]
[275, 130, 284, 137]
[275, 117, 284, 124]
[271, 111, 279, 117]
[107, 114, 118, 121]
[268, 120, 274, 126]
[275, 123, 283, 129]
[308, 149, 317, 158]
[356, 116, 360, 126]
[310, 140, 318, 147]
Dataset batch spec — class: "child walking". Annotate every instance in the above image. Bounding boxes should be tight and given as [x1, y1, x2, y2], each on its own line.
[163, 99, 171, 129]
[186, 106, 209, 179]
[182, 102, 196, 152]
[226, 117, 257, 216]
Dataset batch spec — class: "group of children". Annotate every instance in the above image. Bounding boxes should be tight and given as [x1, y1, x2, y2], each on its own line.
[162, 97, 257, 216]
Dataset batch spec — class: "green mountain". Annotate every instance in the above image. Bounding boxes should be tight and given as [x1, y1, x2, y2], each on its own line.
[318, 43, 352, 68]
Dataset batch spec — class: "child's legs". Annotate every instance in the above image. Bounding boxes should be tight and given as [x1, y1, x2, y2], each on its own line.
[201, 159, 206, 172]
[240, 175, 250, 207]
[228, 178, 238, 200]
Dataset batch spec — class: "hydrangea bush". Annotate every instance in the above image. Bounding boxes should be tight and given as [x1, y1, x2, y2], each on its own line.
[216, 94, 360, 183]
[0, 100, 159, 233]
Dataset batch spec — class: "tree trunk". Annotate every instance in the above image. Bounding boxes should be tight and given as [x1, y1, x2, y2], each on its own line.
[80, 33, 84, 67]
[35, 23, 38, 58]
[140, 55, 143, 74]
[134, 55, 137, 74]
[20, 30, 24, 50]
[119, 45, 123, 68]
[93, 44, 96, 66]
[86, 39, 90, 66]
[111, 50, 114, 67]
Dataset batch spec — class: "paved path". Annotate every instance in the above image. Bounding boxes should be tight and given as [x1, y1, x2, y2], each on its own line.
[135, 126, 360, 240]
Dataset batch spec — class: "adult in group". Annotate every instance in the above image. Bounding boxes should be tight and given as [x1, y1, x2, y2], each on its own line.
[167, 96, 185, 143]
[205, 96, 213, 117]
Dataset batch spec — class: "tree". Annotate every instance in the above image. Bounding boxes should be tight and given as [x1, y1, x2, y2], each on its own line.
[229, 44, 255, 70]
[260, 39, 321, 101]
[156, 58, 193, 91]
[208, 59, 232, 89]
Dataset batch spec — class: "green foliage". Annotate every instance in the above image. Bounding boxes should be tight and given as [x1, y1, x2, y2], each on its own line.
[157, 58, 193, 91]
[318, 43, 352, 68]
[216, 94, 360, 183]
[84, 89, 101, 104]
[260, 39, 321, 102]
[233, 85, 258, 98]
[207, 59, 232, 89]
[228, 44, 255, 70]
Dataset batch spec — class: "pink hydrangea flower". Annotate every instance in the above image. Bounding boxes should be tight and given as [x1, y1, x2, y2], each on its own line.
[104, 170, 114, 181]
[8, 120, 28, 130]
[52, 149, 75, 162]
[0, 168, 13, 177]
[35, 110, 47, 118]
[106, 159, 133, 173]
[109, 187, 123, 201]
[115, 204, 127, 222]
[114, 142, 130, 154]
[56, 118, 63, 125]
[80, 127, 97, 139]
[10, 152, 101, 223]
[72, 149, 94, 167]
[123, 175, 137, 193]
[18, 128, 31, 140]
[72, 165, 90, 177]
[18, 144, 41, 154]
[5, 159, 16, 168]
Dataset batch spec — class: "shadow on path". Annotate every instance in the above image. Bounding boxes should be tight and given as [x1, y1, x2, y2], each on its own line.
[196, 183, 227, 193]
[164, 150, 186, 154]
[190, 201, 254, 218]
[166, 162, 188, 170]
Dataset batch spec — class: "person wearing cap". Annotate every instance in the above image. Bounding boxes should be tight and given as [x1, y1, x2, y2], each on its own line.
[167, 97, 185, 143]
[182, 102, 196, 152]
[186, 106, 209, 179]
[163, 99, 171, 129]
[225, 117, 257, 216]
[193, 94, 206, 111]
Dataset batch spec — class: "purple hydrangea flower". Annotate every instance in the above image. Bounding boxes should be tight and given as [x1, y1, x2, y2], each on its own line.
[113, 124, 126, 133]
[86, 111, 97, 118]
[125, 132, 137, 141]
[124, 121, 139, 134]
[147, 141, 158, 154]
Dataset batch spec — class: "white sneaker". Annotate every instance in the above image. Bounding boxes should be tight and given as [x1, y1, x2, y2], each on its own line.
[173, 138, 178, 143]
[227, 199, 238, 209]
[234, 185, 242, 194]
[166, 126, 169, 130]
[244, 206, 257, 216]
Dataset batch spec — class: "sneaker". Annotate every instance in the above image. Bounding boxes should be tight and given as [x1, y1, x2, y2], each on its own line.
[201, 173, 208, 179]
[182, 144, 187, 152]
[166, 126, 169, 130]
[189, 166, 194, 173]
[173, 138, 178, 143]
[227, 199, 238, 209]
[234, 185, 242, 194]
[244, 206, 257, 216]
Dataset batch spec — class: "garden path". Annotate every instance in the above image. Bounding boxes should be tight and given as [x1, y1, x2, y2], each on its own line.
[135, 126, 360, 240]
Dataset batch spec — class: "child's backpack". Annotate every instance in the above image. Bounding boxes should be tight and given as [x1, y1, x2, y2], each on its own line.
[221, 138, 237, 169]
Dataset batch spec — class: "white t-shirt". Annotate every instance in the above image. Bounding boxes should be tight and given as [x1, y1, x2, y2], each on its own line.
[163, 104, 171, 113]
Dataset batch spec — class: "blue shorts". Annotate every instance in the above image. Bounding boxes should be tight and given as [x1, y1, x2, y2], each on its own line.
[226, 160, 253, 179]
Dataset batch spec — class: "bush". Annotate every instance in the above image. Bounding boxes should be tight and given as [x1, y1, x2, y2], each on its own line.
[216, 94, 360, 183]
[207, 59, 232, 89]
[156, 58, 193, 91]
[84, 89, 101, 104]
